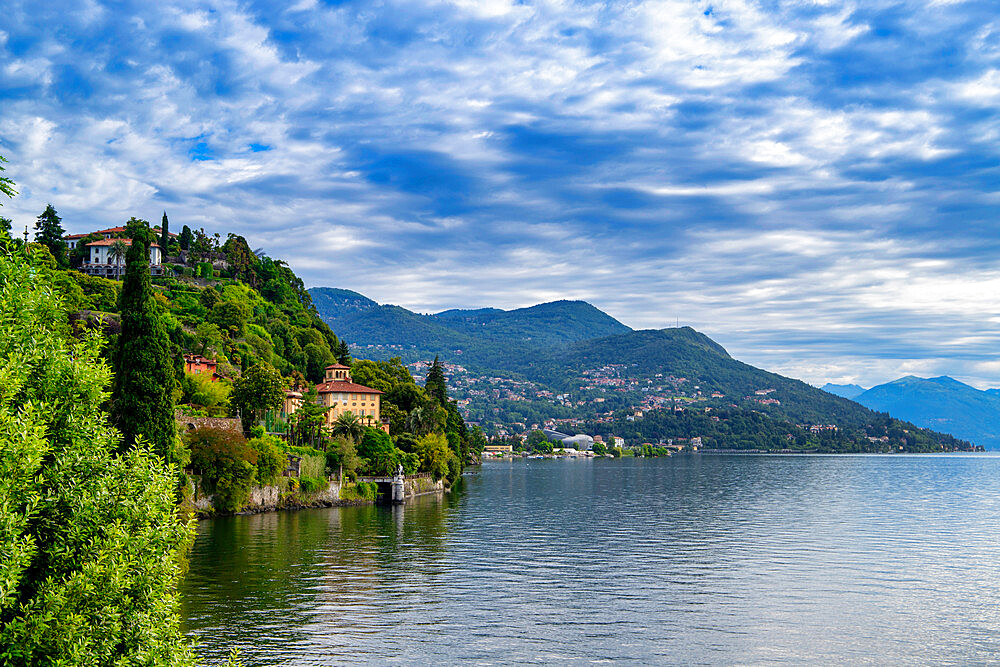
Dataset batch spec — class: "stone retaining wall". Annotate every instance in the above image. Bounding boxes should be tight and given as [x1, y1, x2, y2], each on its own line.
[405, 476, 445, 497]
[190, 476, 343, 516]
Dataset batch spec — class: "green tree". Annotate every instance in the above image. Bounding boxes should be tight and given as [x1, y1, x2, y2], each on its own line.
[592, 441, 608, 455]
[230, 362, 286, 433]
[0, 248, 194, 664]
[108, 238, 129, 268]
[111, 219, 179, 464]
[0, 154, 15, 201]
[0, 216, 11, 241]
[527, 429, 548, 448]
[424, 355, 448, 405]
[289, 386, 328, 449]
[34, 204, 67, 267]
[331, 411, 364, 442]
[199, 285, 220, 309]
[358, 428, 398, 476]
[325, 435, 361, 481]
[247, 434, 286, 485]
[335, 339, 352, 365]
[413, 432, 451, 480]
[210, 300, 250, 337]
[159, 211, 170, 252]
[180, 371, 230, 409]
[406, 402, 446, 437]
[179, 224, 192, 251]
[186, 427, 257, 512]
[194, 321, 223, 356]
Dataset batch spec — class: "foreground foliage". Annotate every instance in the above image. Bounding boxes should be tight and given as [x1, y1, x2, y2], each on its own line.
[0, 249, 194, 664]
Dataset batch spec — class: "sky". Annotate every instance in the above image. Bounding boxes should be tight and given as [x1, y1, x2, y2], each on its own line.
[1, 0, 999, 389]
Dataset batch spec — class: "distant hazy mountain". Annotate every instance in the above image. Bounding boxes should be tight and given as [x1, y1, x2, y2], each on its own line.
[821, 383, 867, 400]
[855, 376, 1000, 449]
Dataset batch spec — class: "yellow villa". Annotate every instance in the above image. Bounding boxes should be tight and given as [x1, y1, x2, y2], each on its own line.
[315, 364, 388, 433]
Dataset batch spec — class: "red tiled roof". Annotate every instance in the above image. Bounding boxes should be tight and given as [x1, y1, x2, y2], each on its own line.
[315, 380, 382, 395]
[66, 225, 177, 240]
[325, 363, 350, 370]
[86, 238, 162, 248]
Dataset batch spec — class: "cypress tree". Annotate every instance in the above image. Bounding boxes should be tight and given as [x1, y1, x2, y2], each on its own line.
[425, 356, 448, 405]
[179, 224, 192, 251]
[34, 204, 67, 267]
[159, 211, 170, 250]
[111, 218, 178, 464]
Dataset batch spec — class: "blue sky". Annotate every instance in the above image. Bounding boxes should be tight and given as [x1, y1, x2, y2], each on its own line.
[2, 0, 999, 389]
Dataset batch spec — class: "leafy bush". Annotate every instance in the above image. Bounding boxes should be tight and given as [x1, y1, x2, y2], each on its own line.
[298, 476, 329, 494]
[0, 249, 195, 663]
[400, 451, 420, 475]
[414, 432, 451, 480]
[359, 428, 398, 476]
[248, 434, 286, 485]
[325, 436, 361, 480]
[186, 427, 257, 512]
[340, 481, 378, 502]
[180, 371, 230, 409]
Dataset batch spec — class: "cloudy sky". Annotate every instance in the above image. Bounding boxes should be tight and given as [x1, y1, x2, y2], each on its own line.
[2, 0, 999, 388]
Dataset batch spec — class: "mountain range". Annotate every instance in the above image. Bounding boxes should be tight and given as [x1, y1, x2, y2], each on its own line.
[308, 288, 972, 451]
[821, 383, 867, 400]
[825, 376, 1000, 450]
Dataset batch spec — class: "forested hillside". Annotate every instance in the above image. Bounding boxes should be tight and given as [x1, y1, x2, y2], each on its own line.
[309, 288, 632, 360]
[312, 288, 974, 452]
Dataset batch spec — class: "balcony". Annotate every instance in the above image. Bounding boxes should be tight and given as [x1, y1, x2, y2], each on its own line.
[80, 263, 164, 278]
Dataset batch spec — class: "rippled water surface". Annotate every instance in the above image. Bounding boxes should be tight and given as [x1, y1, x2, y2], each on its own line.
[181, 455, 1000, 664]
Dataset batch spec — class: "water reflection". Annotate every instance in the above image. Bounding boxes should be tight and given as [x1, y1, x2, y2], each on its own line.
[182, 455, 1000, 665]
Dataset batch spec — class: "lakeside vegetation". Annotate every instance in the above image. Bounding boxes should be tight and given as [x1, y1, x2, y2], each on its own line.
[0, 155, 484, 662]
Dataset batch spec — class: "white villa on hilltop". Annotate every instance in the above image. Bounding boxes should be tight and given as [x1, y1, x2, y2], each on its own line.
[64, 226, 172, 279]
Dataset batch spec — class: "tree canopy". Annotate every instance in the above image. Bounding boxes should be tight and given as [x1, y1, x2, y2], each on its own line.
[0, 246, 194, 664]
[34, 204, 66, 267]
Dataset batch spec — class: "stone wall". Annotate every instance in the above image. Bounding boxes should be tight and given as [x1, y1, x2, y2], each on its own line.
[176, 413, 242, 433]
[189, 476, 343, 516]
[405, 476, 445, 497]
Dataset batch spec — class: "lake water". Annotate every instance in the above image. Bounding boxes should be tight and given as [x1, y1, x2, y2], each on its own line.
[181, 455, 1000, 665]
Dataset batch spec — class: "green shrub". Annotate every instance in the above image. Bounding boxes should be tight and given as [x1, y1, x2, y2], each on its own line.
[299, 453, 326, 479]
[325, 436, 361, 480]
[248, 435, 286, 485]
[186, 427, 257, 512]
[401, 451, 420, 475]
[298, 476, 329, 494]
[340, 481, 378, 501]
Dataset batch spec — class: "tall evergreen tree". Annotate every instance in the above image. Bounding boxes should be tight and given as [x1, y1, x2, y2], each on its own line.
[179, 224, 192, 251]
[159, 211, 170, 250]
[111, 218, 179, 464]
[335, 339, 352, 365]
[425, 356, 448, 405]
[34, 204, 67, 267]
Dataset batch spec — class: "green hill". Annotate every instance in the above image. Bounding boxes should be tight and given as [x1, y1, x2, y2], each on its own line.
[308, 290, 632, 363]
[434, 299, 631, 346]
[309, 287, 378, 315]
[309, 289, 971, 453]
